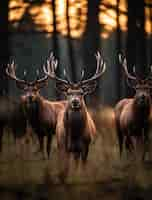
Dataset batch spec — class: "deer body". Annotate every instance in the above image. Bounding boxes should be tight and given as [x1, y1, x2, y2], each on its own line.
[115, 55, 152, 159]
[57, 100, 96, 161]
[22, 95, 66, 158]
[120, 99, 151, 132]
[6, 61, 66, 159]
[116, 99, 151, 160]
[44, 52, 106, 181]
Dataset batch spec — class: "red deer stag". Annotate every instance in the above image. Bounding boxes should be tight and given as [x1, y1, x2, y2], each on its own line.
[44, 52, 106, 180]
[6, 61, 66, 159]
[115, 55, 152, 160]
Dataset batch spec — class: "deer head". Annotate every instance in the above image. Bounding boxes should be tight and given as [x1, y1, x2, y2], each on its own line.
[119, 54, 152, 107]
[43, 52, 106, 110]
[6, 61, 49, 106]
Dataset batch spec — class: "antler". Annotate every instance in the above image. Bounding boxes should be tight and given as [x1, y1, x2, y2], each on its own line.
[35, 68, 49, 86]
[6, 61, 27, 85]
[119, 54, 136, 81]
[43, 52, 70, 85]
[80, 51, 106, 85]
[143, 65, 152, 84]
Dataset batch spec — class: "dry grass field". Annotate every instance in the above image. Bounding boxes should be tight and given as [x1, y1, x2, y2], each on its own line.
[0, 105, 152, 199]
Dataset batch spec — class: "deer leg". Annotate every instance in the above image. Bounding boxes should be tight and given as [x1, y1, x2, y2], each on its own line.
[25, 126, 33, 154]
[81, 142, 89, 165]
[79, 141, 90, 176]
[58, 144, 70, 183]
[73, 155, 80, 170]
[15, 138, 21, 158]
[36, 134, 44, 159]
[125, 136, 134, 153]
[39, 135, 43, 153]
[118, 132, 123, 158]
[26, 132, 33, 158]
[46, 133, 52, 159]
[125, 134, 134, 160]
[20, 137, 26, 160]
[142, 128, 149, 161]
[116, 122, 123, 158]
[135, 135, 143, 162]
[0, 125, 4, 153]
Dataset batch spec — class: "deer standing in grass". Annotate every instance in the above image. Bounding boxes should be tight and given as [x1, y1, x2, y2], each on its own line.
[44, 52, 106, 180]
[115, 55, 152, 160]
[6, 62, 66, 159]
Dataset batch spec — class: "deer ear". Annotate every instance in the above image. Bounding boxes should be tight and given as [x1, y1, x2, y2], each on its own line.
[55, 81, 69, 94]
[82, 81, 97, 95]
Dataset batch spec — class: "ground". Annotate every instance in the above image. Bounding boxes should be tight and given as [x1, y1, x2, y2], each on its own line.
[0, 106, 152, 199]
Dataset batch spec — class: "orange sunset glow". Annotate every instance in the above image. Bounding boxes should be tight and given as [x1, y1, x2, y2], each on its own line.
[9, 0, 152, 39]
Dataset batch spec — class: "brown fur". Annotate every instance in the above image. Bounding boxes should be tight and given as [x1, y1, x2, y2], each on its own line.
[56, 99, 96, 181]
[22, 94, 66, 159]
[115, 96, 151, 159]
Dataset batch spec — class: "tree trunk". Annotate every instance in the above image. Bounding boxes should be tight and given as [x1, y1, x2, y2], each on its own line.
[0, 0, 9, 96]
[66, 0, 76, 82]
[116, 0, 122, 100]
[126, 0, 137, 97]
[135, 0, 146, 77]
[82, 0, 101, 105]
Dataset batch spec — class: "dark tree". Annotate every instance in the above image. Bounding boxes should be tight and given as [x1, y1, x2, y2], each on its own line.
[116, 0, 122, 100]
[52, 0, 59, 98]
[0, 0, 9, 96]
[66, 0, 76, 82]
[82, 0, 101, 105]
[127, 0, 146, 76]
[52, 0, 58, 55]
[149, 4, 152, 66]
[126, 0, 146, 97]
[126, 0, 137, 97]
[135, 0, 147, 77]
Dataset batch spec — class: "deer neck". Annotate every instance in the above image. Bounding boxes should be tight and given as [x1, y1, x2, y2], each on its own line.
[24, 95, 43, 123]
[64, 101, 87, 154]
[132, 99, 151, 121]
[64, 100, 87, 132]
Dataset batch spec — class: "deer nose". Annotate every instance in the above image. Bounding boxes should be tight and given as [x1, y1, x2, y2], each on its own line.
[71, 98, 80, 108]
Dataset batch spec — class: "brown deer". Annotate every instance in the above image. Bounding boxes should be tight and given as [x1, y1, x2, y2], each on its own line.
[44, 52, 106, 180]
[115, 55, 152, 160]
[6, 61, 66, 159]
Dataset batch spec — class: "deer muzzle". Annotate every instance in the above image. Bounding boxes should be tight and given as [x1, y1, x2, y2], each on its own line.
[71, 97, 81, 109]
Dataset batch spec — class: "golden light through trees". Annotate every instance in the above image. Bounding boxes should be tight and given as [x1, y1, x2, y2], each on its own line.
[99, 0, 127, 39]
[9, 0, 151, 38]
[9, 0, 28, 26]
[145, 0, 152, 35]
[55, 0, 87, 37]
[9, 0, 54, 32]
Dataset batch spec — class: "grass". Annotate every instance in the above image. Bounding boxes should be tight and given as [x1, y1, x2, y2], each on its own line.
[0, 106, 152, 191]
